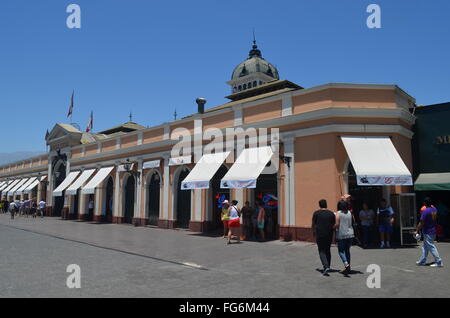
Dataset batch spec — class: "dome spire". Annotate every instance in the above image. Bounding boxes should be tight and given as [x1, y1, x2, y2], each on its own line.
[249, 28, 262, 58]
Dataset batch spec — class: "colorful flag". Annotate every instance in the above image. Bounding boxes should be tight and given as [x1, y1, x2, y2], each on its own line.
[86, 111, 93, 132]
[67, 91, 74, 118]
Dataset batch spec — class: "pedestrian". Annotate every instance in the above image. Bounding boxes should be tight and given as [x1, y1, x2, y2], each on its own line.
[9, 201, 16, 219]
[312, 199, 336, 276]
[31, 199, 37, 218]
[240, 201, 254, 240]
[335, 200, 355, 275]
[221, 200, 230, 238]
[377, 198, 395, 248]
[256, 199, 265, 242]
[38, 199, 46, 218]
[88, 196, 94, 219]
[227, 200, 241, 245]
[415, 197, 444, 267]
[359, 202, 375, 248]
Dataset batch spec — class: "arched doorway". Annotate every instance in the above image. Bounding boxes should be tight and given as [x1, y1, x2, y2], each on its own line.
[175, 167, 191, 228]
[53, 161, 66, 217]
[104, 177, 114, 222]
[123, 175, 135, 224]
[73, 190, 79, 219]
[146, 171, 160, 226]
[210, 165, 230, 231]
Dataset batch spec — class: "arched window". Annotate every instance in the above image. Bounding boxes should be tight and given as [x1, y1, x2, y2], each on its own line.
[248, 82, 252, 88]
[243, 84, 247, 90]
[238, 85, 242, 91]
[259, 81, 263, 85]
[253, 81, 257, 87]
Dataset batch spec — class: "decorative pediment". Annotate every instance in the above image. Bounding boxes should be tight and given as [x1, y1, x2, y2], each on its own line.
[46, 124, 83, 150]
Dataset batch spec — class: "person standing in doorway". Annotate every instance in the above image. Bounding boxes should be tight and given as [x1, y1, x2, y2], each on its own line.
[335, 200, 355, 275]
[312, 199, 336, 276]
[88, 196, 94, 219]
[415, 197, 443, 267]
[240, 201, 253, 240]
[221, 200, 230, 238]
[359, 202, 375, 248]
[256, 199, 265, 242]
[377, 198, 395, 248]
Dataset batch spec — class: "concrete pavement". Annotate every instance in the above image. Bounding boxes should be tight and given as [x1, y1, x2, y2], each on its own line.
[0, 214, 448, 297]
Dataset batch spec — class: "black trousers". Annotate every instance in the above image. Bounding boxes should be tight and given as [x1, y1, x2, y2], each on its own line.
[316, 235, 332, 269]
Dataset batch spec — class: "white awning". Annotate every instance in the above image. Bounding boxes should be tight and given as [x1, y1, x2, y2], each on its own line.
[8, 178, 29, 197]
[0, 181, 8, 191]
[1, 179, 19, 195]
[24, 178, 40, 194]
[81, 166, 114, 195]
[15, 177, 37, 195]
[221, 146, 274, 189]
[341, 136, 412, 186]
[66, 169, 96, 195]
[53, 171, 80, 197]
[40, 175, 47, 182]
[181, 152, 230, 190]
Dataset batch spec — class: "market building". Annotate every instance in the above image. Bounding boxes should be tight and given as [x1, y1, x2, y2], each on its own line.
[0, 41, 417, 241]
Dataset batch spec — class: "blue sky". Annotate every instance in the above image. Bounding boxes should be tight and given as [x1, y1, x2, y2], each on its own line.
[0, 0, 449, 152]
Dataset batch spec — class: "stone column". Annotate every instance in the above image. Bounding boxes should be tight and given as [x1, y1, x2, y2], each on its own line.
[159, 155, 170, 229]
[113, 164, 121, 223]
[280, 136, 296, 241]
[134, 159, 144, 226]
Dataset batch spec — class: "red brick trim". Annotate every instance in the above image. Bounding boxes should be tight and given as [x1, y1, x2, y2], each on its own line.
[279, 225, 314, 242]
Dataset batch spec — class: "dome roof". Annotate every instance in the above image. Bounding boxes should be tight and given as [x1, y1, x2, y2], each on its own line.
[231, 42, 279, 81]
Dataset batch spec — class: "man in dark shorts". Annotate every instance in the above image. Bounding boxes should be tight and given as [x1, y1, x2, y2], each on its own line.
[312, 199, 336, 276]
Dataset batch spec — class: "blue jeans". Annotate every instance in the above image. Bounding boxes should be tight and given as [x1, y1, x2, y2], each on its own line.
[337, 238, 352, 265]
[418, 234, 442, 264]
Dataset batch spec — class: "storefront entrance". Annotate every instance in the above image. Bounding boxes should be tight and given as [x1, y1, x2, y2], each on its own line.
[255, 172, 278, 240]
[210, 165, 230, 231]
[147, 172, 160, 226]
[124, 175, 135, 224]
[104, 177, 114, 222]
[176, 169, 191, 228]
[347, 163, 383, 217]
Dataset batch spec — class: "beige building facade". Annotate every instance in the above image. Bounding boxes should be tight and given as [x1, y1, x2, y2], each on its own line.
[0, 42, 416, 241]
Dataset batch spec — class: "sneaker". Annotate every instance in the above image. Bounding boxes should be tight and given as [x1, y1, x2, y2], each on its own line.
[386, 242, 391, 248]
[322, 268, 330, 276]
[416, 261, 426, 266]
[380, 242, 385, 248]
[430, 262, 443, 268]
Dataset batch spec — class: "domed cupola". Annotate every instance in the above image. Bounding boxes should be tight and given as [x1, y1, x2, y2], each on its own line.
[228, 40, 280, 94]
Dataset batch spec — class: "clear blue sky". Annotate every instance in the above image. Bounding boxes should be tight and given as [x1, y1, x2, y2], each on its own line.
[0, 0, 449, 152]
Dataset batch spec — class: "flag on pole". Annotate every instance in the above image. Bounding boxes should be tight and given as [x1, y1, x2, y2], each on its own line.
[67, 91, 74, 118]
[86, 111, 93, 132]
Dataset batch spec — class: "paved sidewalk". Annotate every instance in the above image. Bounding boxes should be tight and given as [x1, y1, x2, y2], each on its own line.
[0, 214, 448, 297]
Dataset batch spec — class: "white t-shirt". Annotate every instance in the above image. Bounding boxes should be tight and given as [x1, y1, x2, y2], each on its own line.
[39, 201, 46, 209]
[229, 206, 240, 220]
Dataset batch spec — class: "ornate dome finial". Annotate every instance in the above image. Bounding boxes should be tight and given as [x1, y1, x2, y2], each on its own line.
[249, 29, 262, 58]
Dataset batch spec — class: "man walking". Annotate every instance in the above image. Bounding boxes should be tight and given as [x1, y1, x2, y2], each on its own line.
[312, 199, 336, 276]
[415, 197, 443, 267]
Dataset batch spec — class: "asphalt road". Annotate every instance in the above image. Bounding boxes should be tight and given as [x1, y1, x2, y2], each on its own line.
[0, 214, 448, 298]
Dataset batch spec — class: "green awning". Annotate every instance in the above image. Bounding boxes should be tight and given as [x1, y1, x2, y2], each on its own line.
[414, 173, 450, 191]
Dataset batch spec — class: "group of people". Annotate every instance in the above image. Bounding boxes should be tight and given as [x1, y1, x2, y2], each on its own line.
[221, 199, 270, 244]
[0, 198, 46, 219]
[312, 195, 444, 277]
